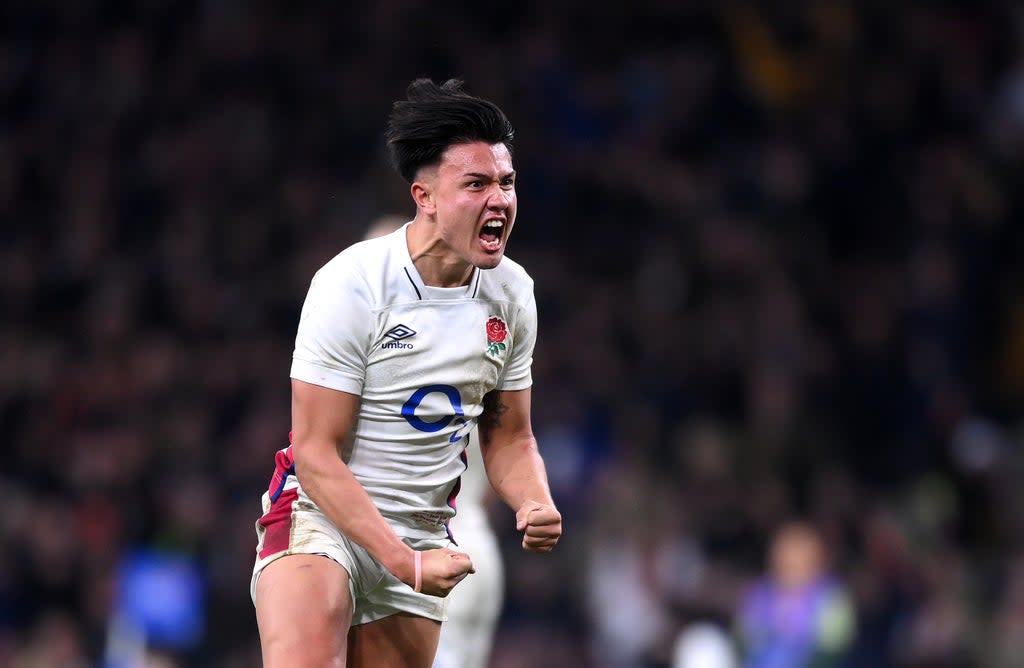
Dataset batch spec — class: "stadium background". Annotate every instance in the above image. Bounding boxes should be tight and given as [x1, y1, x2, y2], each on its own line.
[2, 1, 1024, 666]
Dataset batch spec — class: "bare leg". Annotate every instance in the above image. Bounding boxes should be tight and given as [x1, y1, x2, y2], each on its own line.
[256, 555, 353, 668]
[347, 612, 442, 668]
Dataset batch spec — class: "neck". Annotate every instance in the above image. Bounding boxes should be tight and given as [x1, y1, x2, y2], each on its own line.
[405, 220, 473, 287]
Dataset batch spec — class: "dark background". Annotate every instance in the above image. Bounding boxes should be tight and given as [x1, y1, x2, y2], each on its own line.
[2, 1, 1024, 666]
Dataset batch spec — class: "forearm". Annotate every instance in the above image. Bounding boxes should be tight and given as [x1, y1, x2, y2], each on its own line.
[294, 440, 415, 584]
[482, 435, 554, 511]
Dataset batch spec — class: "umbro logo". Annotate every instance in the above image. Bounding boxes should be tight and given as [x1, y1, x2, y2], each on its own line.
[385, 324, 416, 340]
[382, 324, 416, 349]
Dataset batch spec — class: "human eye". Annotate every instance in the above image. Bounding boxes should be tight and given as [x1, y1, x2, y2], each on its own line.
[501, 175, 516, 189]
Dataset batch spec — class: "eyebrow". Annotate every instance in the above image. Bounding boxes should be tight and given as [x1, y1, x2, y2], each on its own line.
[463, 171, 516, 180]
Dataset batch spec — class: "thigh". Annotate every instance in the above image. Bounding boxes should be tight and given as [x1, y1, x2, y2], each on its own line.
[348, 612, 442, 668]
[256, 554, 354, 668]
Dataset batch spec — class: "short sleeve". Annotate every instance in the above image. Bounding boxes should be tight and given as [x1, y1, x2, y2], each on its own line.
[290, 265, 374, 395]
[499, 291, 536, 391]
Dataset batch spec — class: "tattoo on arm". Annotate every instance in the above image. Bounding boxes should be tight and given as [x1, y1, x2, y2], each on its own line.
[479, 390, 508, 444]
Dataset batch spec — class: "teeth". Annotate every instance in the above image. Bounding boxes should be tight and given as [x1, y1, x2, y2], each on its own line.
[484, 221, 503, 228]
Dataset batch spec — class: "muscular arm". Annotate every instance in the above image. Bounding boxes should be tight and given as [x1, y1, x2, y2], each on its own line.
[290, 378, 417, 583]
[478, 388, 561, 552]
[291, 379, 474, 594]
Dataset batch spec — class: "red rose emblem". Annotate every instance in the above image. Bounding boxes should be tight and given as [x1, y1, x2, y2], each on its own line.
[485, 317, 508, 357]
[486, 317, 507, 344]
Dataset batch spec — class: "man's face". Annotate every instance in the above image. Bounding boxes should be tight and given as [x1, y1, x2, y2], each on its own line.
[423, 141, 517, 270]
[770, 524, 824, 589]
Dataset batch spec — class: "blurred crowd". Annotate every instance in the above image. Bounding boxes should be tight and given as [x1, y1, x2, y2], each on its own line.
[3, 1, 1024, 666]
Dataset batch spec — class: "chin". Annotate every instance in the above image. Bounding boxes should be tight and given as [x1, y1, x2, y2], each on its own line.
[475, 253, 504, 269]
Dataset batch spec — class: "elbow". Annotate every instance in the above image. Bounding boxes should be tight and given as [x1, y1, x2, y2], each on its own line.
[290, 436, 337, 487]
[481, 432, 537, 455]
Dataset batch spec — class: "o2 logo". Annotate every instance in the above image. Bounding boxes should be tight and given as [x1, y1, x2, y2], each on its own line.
[401, 384, 473, 444]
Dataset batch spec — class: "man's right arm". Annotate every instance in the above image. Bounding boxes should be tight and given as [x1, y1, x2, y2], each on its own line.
[290, 378, 473, 595]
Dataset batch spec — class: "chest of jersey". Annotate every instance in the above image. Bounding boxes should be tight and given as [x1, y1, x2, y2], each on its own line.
[362, 299, 516, 427]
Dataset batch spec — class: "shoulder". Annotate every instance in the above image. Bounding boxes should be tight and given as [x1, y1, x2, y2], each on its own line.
[314, 235, 389, 282]
[477, 255, 535, 306]
[306, 232, 401, 305]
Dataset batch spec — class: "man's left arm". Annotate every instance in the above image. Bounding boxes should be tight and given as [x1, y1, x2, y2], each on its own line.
[478, 388, 561, 553]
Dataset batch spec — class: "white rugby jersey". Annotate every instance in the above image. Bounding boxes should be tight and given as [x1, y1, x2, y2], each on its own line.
[289, 222, 536, 538]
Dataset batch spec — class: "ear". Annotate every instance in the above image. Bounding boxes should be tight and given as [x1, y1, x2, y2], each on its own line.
[410, 180, 436, 215]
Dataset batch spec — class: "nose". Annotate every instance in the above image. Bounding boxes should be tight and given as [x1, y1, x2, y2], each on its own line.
[486, 185, 512, 210]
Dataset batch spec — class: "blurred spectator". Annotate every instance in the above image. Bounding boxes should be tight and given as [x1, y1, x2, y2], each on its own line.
[736, 521, 855, 668]
[7, 610, 90, 668]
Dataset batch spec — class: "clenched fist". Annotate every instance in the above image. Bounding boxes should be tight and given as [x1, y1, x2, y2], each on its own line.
[515, 500, 562, 553]
[415, 548, 475, 597]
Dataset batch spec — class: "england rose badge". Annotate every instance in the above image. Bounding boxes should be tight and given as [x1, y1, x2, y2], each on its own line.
[485, 316, 507, 357]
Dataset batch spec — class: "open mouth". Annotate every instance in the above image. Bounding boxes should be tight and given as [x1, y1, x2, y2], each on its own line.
[479, 219, 504, 252]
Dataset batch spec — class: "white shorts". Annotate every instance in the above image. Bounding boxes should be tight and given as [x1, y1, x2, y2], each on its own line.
[251, 479, 450, 626]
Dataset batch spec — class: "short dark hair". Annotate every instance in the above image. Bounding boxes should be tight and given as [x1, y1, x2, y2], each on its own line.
[385, 78, 515, 183]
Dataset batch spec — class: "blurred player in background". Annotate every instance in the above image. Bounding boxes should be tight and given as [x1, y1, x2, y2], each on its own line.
[366, 215, 506, 668]
[432, 440, 504, 668]
[251, 78, 560, 668]
[736, 520, 855, 668]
